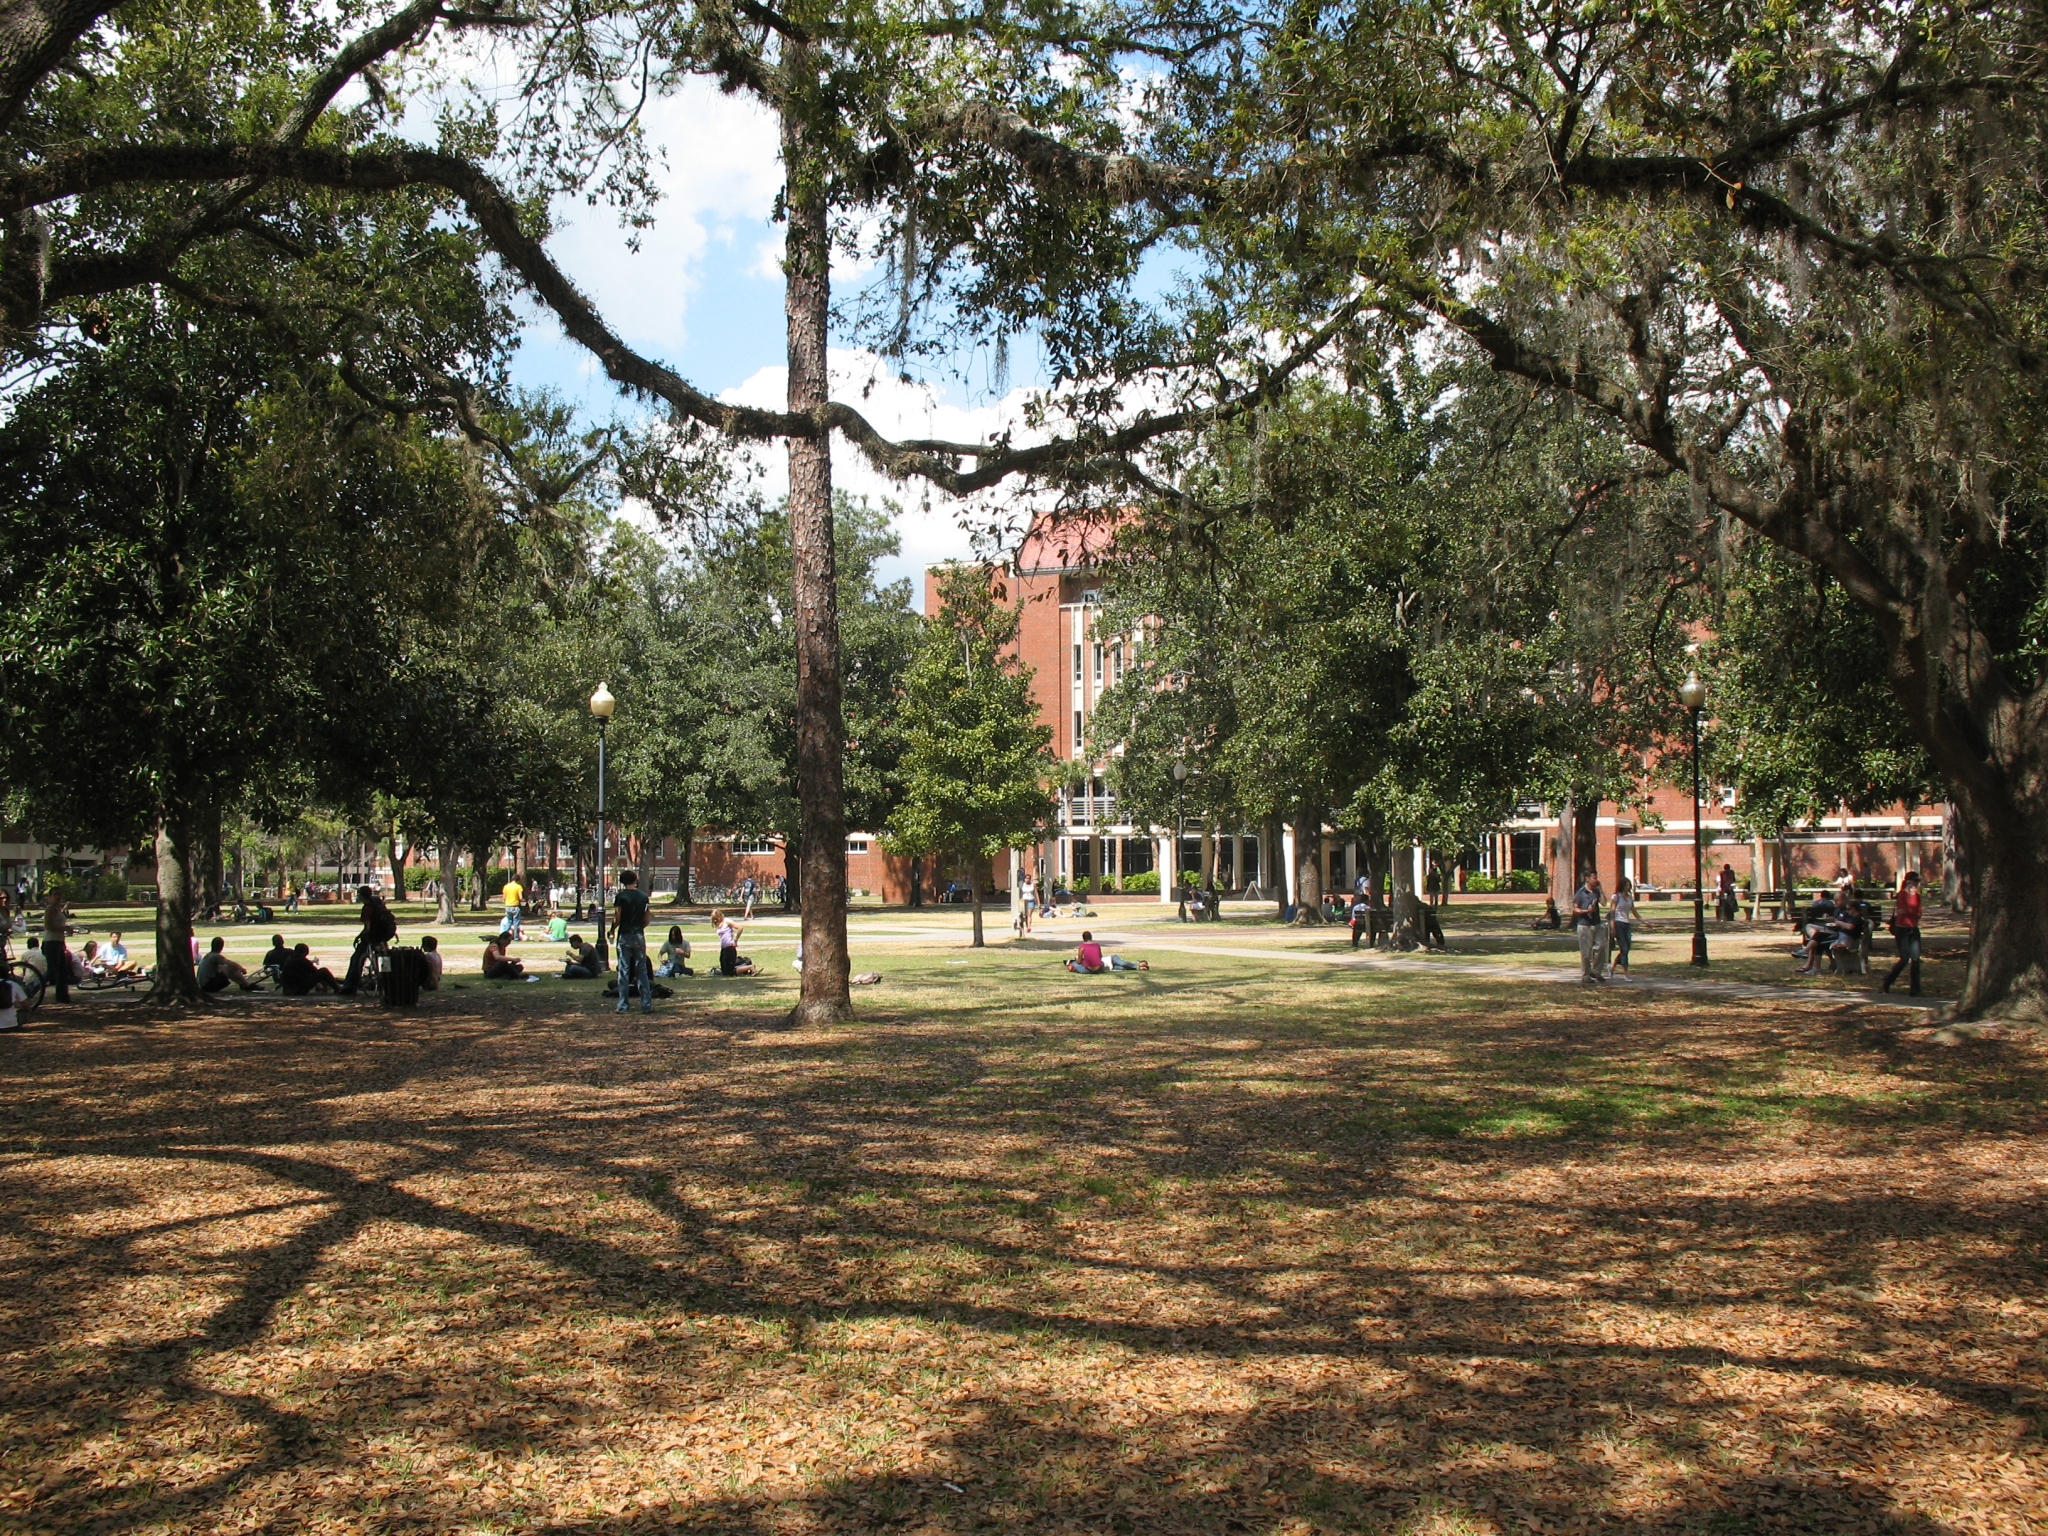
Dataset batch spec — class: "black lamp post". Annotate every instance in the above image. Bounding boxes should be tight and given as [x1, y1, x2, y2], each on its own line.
[1172, 758, 1188, 919]
[1681, 670, 1709, 967]
[591, 682, 615, 967]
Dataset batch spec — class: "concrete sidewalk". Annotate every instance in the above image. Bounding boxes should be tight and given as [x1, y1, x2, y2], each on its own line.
[1079, 933, 1942, 1012]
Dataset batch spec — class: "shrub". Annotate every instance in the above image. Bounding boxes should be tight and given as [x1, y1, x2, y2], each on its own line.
[1464, 872, 1502, 893]
[1121, 870, 1160, 893]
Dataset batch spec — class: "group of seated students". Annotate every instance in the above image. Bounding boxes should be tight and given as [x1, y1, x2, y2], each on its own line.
[1064, 931, 1147, 973]
[1793, 884, 1875, 975]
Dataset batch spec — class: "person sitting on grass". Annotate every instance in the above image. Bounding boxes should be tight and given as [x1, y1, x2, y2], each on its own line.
[709, 910, 758, 976]
[481, 934, 525, 981]
[1534, 895, 1562, 930]
[196, 935, 258, 993]
[419, 934, 443, 991]
[103, 931, 141, 975]
[279, 943, 340, 996]
[261, 934, 291, 979]
[546, 911, 569, 943]
[561, 934, 600, 980]
[658, 925, 694, 977]
[1064, 931, 1147, 973]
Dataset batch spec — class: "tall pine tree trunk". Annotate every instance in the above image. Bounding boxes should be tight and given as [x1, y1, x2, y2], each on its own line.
[782, 62, 851, 1025]
[147, 811, 199, 1004]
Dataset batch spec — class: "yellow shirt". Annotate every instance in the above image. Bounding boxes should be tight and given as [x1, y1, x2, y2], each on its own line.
[502, 880, 523, 906]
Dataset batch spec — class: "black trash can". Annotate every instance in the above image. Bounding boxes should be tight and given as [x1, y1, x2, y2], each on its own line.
[378, 947, 426, 1008]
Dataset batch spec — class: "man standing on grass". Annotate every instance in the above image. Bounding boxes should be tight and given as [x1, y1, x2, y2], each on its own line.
[501, 872, 524, 941]
[340, 885, 397, 996]
[1573, 871, 1607, 985]
[612, 869, 653, 1015]
[40, 885, 67, 1004]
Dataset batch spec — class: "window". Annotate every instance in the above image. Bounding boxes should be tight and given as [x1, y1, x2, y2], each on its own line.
[734, 836, 776, 855]
[1111, 641, 1123, 683]
[1093, 643, 1104, 686]
[846, 837, 870, 854]
[1072, 643, 1082, 684]
[1073, 709, 1084, 758]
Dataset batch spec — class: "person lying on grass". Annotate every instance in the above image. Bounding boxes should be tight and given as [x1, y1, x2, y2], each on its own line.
[1065, 931, 1146, 973]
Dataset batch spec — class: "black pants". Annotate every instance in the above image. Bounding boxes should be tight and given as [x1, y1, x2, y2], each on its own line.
[1884, 925, 1922, 994]
[41, 936, 67, 1001]
[343, 941, 388, 995]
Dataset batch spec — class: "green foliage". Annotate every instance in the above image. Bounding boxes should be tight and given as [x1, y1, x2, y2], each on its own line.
[1704, 541, 1935, 839]
[1120, 870, 1160, 894]
[884, 567, 1054, 871]
[1466, 870, 1544, 895]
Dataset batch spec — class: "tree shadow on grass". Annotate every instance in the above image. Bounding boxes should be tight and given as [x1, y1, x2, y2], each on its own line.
[1, 991, 2041, 1533]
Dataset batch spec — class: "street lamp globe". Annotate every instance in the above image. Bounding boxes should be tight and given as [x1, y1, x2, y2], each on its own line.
[1679, 672, 1708, 713]
[1172, 758, 1188, 783]
[590, 682, 616, 720]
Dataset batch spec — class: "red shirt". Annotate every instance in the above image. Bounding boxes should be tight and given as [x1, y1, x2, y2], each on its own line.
[1076, 941, 1104, 972]
[1894, 889, 1922, 927]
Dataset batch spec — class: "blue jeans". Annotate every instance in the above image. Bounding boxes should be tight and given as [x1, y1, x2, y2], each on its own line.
[614, 932, 651, 1012]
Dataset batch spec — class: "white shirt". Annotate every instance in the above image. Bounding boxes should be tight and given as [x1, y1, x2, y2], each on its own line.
[717, 922, 737, 948]
[1611, 893, 1637, 924]
[0, 977, 23, 1030]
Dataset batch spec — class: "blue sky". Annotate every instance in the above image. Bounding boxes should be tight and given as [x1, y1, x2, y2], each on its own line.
[496, 80, 1069, 599]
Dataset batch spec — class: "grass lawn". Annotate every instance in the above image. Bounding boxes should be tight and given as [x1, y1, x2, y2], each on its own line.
[2, 907, 2041, 1533]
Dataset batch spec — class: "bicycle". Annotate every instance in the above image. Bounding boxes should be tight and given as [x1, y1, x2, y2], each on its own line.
[3, 951, 46, 1017]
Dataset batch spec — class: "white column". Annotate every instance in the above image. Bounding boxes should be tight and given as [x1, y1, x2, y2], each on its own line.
[1345, 840, 1358, 890]
[1282, 824, 1299, 909]
[1157, 833, 1175, 904]
[1231, 833, 1244, 893]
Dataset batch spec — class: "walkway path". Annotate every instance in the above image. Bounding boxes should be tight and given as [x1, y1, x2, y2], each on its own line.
[1082, 933, 1941, 1013]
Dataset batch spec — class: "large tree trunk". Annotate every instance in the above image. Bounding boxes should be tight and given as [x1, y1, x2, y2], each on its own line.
[470, 845, 488, 910]
[146, 814, 200, 1004]
[782, 69, 851, 1027]
[1390, 840, 1422, 950]
[436, 843, 458, 926]
[1267, 811, 1286, 920]
[969, 853, 985, 947]
[196, 796, 222, 917]
[1946, 796, 2048, 1021]
[1571, 799, 1599, 889]
[1293, 807, 1325, 923]
[676, 825, 692, 904]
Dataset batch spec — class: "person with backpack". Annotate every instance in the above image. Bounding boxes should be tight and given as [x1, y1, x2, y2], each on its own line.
[1882, 870, 1924, 995]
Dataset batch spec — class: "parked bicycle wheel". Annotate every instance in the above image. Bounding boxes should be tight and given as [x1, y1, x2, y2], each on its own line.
[5, 958, 44, 1016]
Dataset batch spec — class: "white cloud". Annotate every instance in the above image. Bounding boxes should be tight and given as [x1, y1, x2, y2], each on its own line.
[721, 349, 1059, 603]
[540, 82, 782, 355]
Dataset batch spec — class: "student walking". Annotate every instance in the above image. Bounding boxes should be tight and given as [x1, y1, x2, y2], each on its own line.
[1572, 872, 1607, 984]
[1610, 878, 1639, 973]
[1882, 870, 1924, 995]
[740, 875, 758, 921]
